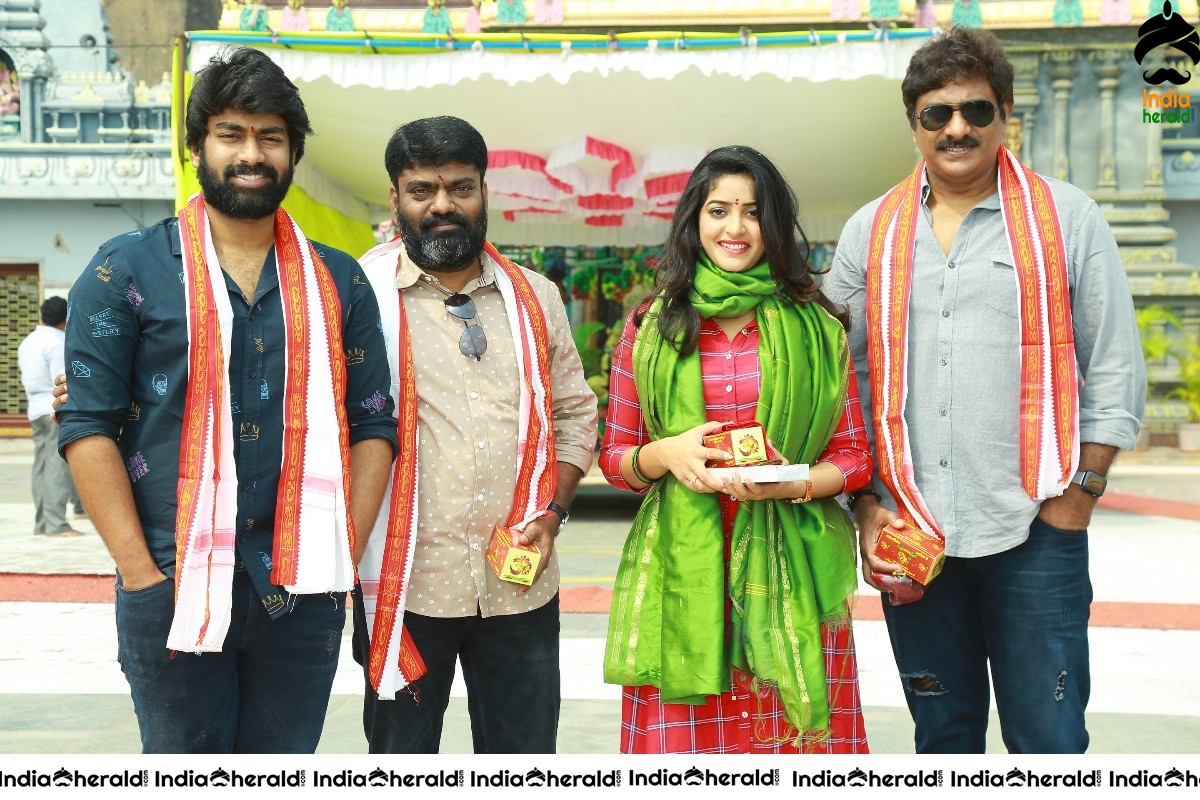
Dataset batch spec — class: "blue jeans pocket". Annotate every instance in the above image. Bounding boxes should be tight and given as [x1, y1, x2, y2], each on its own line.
[116, 576, 172, 595]
[1033, 516, 1086, 536]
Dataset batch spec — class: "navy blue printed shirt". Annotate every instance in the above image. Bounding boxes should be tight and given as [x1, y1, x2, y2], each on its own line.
[58, 217, 397, 618]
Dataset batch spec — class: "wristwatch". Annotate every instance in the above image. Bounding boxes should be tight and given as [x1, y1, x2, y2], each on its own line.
[545, 501, 570, 536]
[846, 488, 881, 512]
[1070, 469, 1108, 498]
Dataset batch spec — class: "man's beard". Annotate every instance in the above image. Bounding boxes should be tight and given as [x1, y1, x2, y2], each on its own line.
[197, 152, 292, 220]
[396, 201, 488, 273]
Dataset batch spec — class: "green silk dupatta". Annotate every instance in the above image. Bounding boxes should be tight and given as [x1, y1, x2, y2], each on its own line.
[604, 259, 858, 735]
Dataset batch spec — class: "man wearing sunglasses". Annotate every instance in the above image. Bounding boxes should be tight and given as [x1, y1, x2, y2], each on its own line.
[353, 116, 598, 753]
[824, 27, 1144, 753]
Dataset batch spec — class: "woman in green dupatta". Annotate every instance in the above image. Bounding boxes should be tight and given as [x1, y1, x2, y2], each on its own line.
[599, 146, 873, 753]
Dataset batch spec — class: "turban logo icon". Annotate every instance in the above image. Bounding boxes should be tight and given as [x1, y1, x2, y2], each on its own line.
[1136, 0, 1200, 85]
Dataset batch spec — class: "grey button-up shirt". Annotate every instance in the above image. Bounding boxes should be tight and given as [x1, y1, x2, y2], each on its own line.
[824, 172, 1145, 557]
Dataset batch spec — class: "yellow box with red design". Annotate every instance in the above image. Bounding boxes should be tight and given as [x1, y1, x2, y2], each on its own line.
[703, 422, 770, 467]
[872, 521, 946, 586]
[486, 525, 542, 586]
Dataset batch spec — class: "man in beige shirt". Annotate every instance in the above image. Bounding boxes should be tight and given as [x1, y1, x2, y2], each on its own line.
[354, 115, 598, 754]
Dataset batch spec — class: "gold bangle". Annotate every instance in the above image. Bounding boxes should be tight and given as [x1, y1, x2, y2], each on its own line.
[788, 479, 813, 504]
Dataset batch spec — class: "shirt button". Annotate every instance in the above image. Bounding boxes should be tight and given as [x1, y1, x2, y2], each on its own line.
[941, 357, 948, 366]
[476, 495, 484, 502]
[942, 310, 950, 318]
[477, 442, 486, 450]
[470, 542, 480, 552]
[940, 458, 949, 467]
[725, 384, 733, 393]
[725, 353, 733, 360]
[470, 392, 478, 399]
[249, 370, 256, 378]
[948, 261, 956, 269]
[238, 535, 246, 544]
[940, 408, 947, 416]
[740, 711, 749, 719]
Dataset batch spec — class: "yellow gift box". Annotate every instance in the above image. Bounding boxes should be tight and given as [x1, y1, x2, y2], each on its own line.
[486, 525, 542, 586]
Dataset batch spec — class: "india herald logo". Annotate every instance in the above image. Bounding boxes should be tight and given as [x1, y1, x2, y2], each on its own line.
[1136, 1, 1200, 86]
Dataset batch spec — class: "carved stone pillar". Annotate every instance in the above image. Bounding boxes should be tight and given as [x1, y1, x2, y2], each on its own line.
[1145, 110, 1164, 188]
[1092, 50, 1121, 190]
[1046, 50, 1078, 182]
[1008, 53, 1041, 166]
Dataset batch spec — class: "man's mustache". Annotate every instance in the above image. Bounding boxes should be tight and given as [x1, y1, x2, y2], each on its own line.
[936, 135, 980, 151]
[420, 212, 472, 233]
[223, 162, 280, 182]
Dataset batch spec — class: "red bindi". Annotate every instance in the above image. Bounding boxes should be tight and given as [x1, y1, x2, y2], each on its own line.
[734, 199, 739, 205]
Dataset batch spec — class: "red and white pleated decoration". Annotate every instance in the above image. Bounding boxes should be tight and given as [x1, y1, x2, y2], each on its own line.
[485, 141, 704, 228]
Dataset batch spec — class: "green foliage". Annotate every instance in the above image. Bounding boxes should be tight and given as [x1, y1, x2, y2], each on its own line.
[1168, 339, 1200, 423]
[1137, 305, 1184, 365]
[565, 263, 598, 300]
[572, 321, 609, 379]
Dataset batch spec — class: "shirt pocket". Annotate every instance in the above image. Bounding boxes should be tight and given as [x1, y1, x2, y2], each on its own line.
[984, 252, 1020, 320]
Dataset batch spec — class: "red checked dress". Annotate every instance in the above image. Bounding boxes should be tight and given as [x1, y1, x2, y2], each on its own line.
[599, 312, 872, 754]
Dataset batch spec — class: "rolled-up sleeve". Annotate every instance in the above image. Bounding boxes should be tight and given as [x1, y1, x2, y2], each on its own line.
[57, 255, 138, 456]
[815, 367, 873, 493]
[536, 278, 597, 474]
[1069, 202, 1146, 450]
[339, 258, 399, 456]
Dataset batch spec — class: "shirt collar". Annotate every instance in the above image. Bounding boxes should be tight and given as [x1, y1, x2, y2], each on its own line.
[168, 217, 184, 257]
[919, 167, 1002, 210]
[394, 239, 495, 293]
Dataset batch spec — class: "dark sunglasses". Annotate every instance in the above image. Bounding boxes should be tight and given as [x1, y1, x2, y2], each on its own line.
[918, 99, 997, 131]
[444, 293, 487, 361]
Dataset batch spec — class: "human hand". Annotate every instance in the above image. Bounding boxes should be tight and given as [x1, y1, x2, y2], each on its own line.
[651, 421, 732, 493]
[516, 515, 557, 595]
[1036, 491, 1094, 532]
[51, 373, 69, 421]
[716, 465, 810, 503]
[119, 567, 169, 592]
[854, 497, 905, 590]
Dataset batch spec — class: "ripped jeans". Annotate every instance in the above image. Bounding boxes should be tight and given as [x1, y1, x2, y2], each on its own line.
[880, 516, 1091, 754]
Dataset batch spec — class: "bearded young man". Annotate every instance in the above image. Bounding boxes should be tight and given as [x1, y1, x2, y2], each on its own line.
[823, 27, 1144, 754]
[57, 47, 397, 754]
[353, 116, 598, 754]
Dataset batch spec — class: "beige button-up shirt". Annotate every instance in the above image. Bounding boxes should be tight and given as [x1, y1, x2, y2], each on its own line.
[363, 242, 597, 618]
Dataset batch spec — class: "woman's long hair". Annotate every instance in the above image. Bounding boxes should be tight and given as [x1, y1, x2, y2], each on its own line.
[640, 145, 847, 356]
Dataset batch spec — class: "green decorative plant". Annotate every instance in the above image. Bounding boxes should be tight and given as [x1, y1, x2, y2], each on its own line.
[565, 263, 598, 300]
[1137, 305, 1183, 367]
[1168, 338, 1200, 423]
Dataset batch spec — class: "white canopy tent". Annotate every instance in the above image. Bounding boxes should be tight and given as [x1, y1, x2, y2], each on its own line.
[186, 33, 930, 246]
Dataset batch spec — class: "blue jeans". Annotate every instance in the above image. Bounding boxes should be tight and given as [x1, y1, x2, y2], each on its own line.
[351, 588, 560, 753]
[881, 516, 1091, 754]
[115, 570, 345, 753]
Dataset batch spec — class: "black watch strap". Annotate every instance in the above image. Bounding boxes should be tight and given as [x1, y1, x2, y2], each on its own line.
[847, 488, 881, 512]
[546, 501, 570, 526]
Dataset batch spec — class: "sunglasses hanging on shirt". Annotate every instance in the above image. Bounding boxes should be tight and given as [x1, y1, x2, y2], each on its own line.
[917, 99, 998, 131]
[444, 292, 488, 361]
